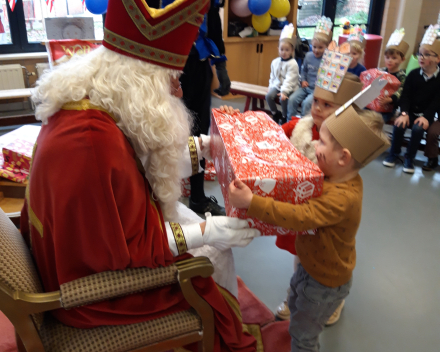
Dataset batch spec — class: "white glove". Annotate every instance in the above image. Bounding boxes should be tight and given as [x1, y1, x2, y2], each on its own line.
[200, 134, 212, 161]
[203, 213, 261, 251]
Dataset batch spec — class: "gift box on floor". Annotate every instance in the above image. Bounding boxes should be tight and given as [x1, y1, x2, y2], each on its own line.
[360, 69, 401, 113]
[211, 109, 324, 236]
[180, 159, 216, 197]
[0, 139, 34, 183]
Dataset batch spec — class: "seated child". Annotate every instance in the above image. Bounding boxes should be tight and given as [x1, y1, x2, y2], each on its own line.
[383, 25, 440, 174]
[378, 29, 409, 122]
[228, 107, 390, 352]
[266, 24, 299, 124]
[287, 17, 333, 119]
[347, 28, 367, 76]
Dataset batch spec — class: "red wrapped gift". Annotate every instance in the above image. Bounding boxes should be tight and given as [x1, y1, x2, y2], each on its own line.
[0, 139, 34, 183]
[361, 69, 401, 113]
[180, 160, 216, 197]
[211, 109, 324, 236]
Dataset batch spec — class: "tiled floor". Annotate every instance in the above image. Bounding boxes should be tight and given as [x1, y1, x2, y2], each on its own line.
[181, 97, 440, 352]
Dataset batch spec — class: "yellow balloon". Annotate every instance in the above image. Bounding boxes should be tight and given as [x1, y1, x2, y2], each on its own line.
[252, 13, 272, 33]
[269, 0, 291, 18]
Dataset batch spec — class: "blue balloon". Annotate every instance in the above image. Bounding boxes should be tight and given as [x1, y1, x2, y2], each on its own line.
[248, 0, 272, 16]
[85, 0, 109, 15]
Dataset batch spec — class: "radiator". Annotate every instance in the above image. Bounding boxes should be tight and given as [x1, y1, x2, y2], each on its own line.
[0, 64, 25, 90]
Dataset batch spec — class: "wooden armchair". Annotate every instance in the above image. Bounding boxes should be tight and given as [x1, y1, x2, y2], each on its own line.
[0, 208, 215, 352]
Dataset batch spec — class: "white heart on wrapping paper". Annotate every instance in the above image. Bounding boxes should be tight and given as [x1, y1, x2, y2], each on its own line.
[235, 136, 247, 145]
[245, 116, 259, 124]
[276, 226, 290, 235]
[384, 90, 389, 96]
[254, 177, 277, 194]
[219, 123, 234, 130]
[263, 130, 278, 137]
[246, 218, 255, 228]
[256, 141, 275, 149]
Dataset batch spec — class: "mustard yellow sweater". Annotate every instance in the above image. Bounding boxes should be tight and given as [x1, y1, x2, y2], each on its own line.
[247, 174, 363, 287]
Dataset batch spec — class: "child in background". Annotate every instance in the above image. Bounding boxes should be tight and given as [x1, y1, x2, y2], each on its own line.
[347, 28, 367, 76]
[266, 24, 299, 124]
[383, 24, 440, 174]
[229, 106, 390, 352]
[287, 17, 333, 119]
[378, 29, 409, 122]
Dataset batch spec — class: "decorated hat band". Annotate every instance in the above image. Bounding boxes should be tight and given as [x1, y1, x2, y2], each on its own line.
[386, 28, 409, 56]
[314, 79, 363, 106]
[325, 106, 390, 166]
[420, 24, 440, 57]
[280, 23, 296, 47]
[103, 0, 210, 70]
[313, 16, 333, 44]
[348, 26, 366, 50]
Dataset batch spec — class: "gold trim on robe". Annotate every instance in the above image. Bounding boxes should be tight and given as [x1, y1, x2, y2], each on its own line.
[170, 222, 188, 255]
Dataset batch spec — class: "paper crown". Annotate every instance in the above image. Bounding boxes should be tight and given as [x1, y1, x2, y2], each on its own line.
[325, 77, 390, 166]
[314, 42, 362, 104]
[420, 24, 440, 57]
[348, 26, 366, 49]
[313, 16, 333, 43]
[280, 24, 296, 47]
[103, 0, 210, 70]
[386, 28, 409, 56]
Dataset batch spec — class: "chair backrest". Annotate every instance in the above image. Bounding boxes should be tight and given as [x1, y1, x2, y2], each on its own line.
[0, 207, 44, 328]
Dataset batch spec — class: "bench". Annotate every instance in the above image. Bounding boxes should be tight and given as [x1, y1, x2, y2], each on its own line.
[229, 81, 272, 114]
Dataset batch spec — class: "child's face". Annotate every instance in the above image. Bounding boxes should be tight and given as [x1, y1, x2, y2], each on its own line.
[311, 96, 341, 129]
[311, 39, 327, 58]
[315, 123, 343, 177]
[279, 42, 294, 60]
[417, 46, 440, 71]
[384, 52, 403, 72]
[349, 48, 361, 67]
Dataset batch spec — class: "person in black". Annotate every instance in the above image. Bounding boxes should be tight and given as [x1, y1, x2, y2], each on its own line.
[180, 0, 227, 215]
[383, 45, 440, 174]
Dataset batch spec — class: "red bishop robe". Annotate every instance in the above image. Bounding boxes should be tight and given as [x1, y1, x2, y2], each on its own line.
[20, 100, 256, 352]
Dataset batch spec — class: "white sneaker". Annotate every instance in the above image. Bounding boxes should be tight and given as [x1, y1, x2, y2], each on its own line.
[326, 300, 345, 326]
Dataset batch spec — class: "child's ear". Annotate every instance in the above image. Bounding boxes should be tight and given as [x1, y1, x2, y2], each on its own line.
[338, 148, 353, 167]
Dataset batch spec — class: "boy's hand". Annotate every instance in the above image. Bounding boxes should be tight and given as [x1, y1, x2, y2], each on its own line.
[220, 105, 240, 114]
[394, 114, 409, 128]
[277, 93, 288, 101]
[414, 116, 429, 130]
[378, 96, 392, 106]
[228, 179, 253, 210]
[301, 81, 309, 88]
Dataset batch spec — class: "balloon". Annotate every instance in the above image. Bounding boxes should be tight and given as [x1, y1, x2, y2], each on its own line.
[248, 0, 272, 16]
[252, 13, 272, 33]
[269, 0, 290, 18]
[230, 0, 252, 17]
[85, 0, 108, 15]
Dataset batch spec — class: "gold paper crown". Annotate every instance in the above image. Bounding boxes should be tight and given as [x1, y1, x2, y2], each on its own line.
[313, 16, 333, 44]
[280, 24, 296, 48]
[326, 106, 390, 166]
[420, 24, 440, 57]
[348, 27, 366, 50]
[386, 28, 409, 57]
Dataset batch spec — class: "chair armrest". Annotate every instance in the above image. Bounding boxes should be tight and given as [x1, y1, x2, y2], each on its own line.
[59, 257, 214, 310]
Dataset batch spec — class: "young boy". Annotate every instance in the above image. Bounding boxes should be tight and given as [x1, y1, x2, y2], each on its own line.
[228, 106, 390, 352]
[287, 17, 333, 119]
[266, 24, 299, 124]
[383, 24, 440, 174]
[378, 29, 409, 122]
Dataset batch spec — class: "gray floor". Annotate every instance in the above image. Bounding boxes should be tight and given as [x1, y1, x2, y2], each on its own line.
[184, 97, 440, 352]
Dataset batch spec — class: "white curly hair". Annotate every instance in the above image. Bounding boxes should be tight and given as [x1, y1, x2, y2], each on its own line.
[32, 46, 192, 220]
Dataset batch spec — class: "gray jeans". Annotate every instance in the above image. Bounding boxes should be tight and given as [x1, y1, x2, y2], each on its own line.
[266, 87, 289, 117]
[288, 264, 352, 352]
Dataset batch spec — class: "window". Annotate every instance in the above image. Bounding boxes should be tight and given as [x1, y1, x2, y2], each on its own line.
[1, 0, 103, 54]
[297, 0, 385, 41]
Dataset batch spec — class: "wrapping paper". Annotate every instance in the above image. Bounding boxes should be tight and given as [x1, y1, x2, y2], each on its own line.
[0, 139, 34, 183]
[361, 69, 401, 113]
[180, 160, 216, 197]
[211, 109, 324, 236]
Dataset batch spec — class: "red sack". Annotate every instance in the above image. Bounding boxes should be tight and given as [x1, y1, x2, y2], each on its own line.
[211, 109, 324, 237]
[360, 69, 401, 113]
